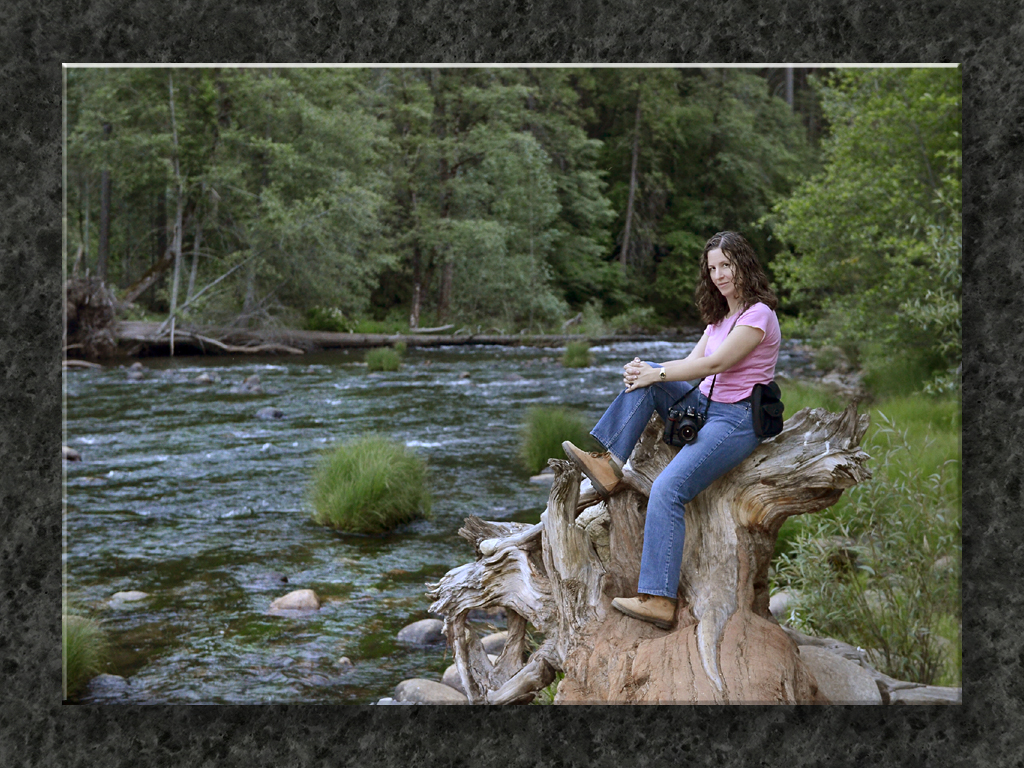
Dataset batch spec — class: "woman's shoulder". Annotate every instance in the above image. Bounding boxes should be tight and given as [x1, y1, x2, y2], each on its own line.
[739, 302, 777, 322]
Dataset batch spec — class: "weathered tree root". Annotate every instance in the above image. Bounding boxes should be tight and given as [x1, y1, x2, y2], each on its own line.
[430, 405, 875, 704]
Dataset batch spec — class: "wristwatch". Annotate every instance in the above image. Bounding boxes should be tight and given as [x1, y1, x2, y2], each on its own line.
[659, 368, 667, 380]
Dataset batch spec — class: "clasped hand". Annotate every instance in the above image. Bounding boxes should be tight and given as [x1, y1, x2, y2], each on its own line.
[622, 357, 655, 392]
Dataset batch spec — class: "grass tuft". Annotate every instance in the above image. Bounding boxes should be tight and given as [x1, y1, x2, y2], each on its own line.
[366, 347, 402, 372]
[519, 406, 600, 475]
[310, 435, 431, 534]
[63, 612, 108, 700]
[561, 342, 593, 369]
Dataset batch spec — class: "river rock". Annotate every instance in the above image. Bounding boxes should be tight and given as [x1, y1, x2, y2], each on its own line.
[238, 374, 264, 394]
[481, 631, 508, 655]
[889, 685, 962, 705]
[337, 657, 354, 670]
[63, 445, 82, 461]
[268, 589, 320, 613]
[396, 618, 445, 645]
[127, 368, 144, 381]
[256, 407, 284, 420]
[798, 646, 883, 704]
[194, 373, 218, 385]
[110, 590, 149, 603]
[769, 591, 797, 620]
[442, 654, 498, 694]
[394, 678, 468, 704]
[529, 468, 556, 484]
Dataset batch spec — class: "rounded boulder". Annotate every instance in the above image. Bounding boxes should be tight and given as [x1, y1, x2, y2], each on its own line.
[396, 618, 445, 646]
[394, 678, 468, 704]
[268, 589, 321, 614]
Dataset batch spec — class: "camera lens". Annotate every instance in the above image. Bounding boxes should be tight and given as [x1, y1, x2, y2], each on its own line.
[680, 424, 697, 442]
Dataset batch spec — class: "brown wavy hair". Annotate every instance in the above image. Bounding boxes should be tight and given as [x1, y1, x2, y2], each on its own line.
[694, 231, 778, 326]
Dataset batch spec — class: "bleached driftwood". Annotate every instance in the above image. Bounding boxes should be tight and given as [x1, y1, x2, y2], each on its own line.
[428, 404, 872, 704]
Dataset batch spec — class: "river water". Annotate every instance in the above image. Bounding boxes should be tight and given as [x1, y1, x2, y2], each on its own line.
[64, 337, 813, 704]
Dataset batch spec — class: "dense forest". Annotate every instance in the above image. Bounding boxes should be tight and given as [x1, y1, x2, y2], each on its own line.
[66, 66, 960, 390]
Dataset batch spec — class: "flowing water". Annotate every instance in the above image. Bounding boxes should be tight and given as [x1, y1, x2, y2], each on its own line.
[64, 337, 812, 704]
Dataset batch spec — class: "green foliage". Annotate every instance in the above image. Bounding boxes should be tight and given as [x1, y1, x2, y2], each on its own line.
[561, 342, 593, 369]
[531, 671, 565, 704]
[773, 395, 961, 685]
[63, 612, 108, 699]
[365, 347, 402, 372]
[66, 67, 821, 333]
[519, 407, 599, 475]
[309, 435, 431, 533]
[770, 68, 962, 391]
[574, 300, 608, 337]
[608, 306, 659, 334]
[350, 318, 409, 334]
[305, 306, 351, 333]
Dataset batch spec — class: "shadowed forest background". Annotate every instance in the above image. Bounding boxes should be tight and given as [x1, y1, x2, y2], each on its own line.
[66, 66, 960, 391]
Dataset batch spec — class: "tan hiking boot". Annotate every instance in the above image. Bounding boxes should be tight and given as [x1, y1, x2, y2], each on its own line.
[611, 594, 677, 630]
[561, 441, 623, 497]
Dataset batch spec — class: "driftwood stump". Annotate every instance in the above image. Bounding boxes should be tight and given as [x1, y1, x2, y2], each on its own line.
[428, 404, 872, 704]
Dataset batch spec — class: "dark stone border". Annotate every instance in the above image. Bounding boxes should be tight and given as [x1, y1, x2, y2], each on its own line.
[1, 0, 1009, 765]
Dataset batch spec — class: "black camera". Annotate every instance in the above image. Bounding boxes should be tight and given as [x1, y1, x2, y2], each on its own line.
[663, 405, 706, 447]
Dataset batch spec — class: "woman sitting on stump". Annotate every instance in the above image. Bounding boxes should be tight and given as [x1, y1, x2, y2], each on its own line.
[562, 231, 781, 630]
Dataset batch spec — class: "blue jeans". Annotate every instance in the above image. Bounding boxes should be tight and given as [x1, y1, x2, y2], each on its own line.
[590, 366, 761, 599]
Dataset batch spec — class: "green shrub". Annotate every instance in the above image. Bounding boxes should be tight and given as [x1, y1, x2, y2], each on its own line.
[519, 406, 600, 475]
[772, 408, 961, 686]
[562, 342, 593, 369]
[608, 306, 660, 334]
[63, 612, 108, 699]
[310, 435, 431, 533]
[306, 306, 351, 333]
[366, 347, 401, 372]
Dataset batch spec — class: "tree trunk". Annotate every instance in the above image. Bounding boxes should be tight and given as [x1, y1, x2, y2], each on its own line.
[167, 73, 184, 357]
[620, 93, 642, 271]
[429, 404, 872, 704]
[97, 123, 113, 281]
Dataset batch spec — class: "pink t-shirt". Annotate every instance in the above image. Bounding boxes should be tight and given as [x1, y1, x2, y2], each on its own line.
[698, 302, 781, 403]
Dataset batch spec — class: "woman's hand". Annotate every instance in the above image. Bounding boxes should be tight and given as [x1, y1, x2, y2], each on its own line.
[623, 358, 654, 392]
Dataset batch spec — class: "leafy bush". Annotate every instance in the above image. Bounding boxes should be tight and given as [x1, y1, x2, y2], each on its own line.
[64, 612, 108, 699]
[519, 406, 599, 475]
[773, 408, 961, 685]
[366, 347, 401, 372]
[608, 306, 659, 334]
[310, 435, 431, 533]
[561, 342, 593, 369]
[306, 306, 351, 333]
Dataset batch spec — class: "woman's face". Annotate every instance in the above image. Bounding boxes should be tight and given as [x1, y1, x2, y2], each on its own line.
[706, 247, 737, 300]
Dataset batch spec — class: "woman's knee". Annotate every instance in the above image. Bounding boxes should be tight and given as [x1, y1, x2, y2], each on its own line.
[651, 473, 692, 507]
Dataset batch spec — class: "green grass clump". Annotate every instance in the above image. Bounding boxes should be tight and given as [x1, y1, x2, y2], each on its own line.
[63, 612, 108, 699]
[366, 347, 402, 372]
[771, 380, 961, 686]
[561, 342, 593, 369]
[310, 435, 431, 533]
[519, 406, 600, 475]
[351, 318, 409, 334]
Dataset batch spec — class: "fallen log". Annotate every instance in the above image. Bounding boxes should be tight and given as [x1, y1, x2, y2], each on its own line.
[112, 321, 678, 354]
[429, 403, 874, 704]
